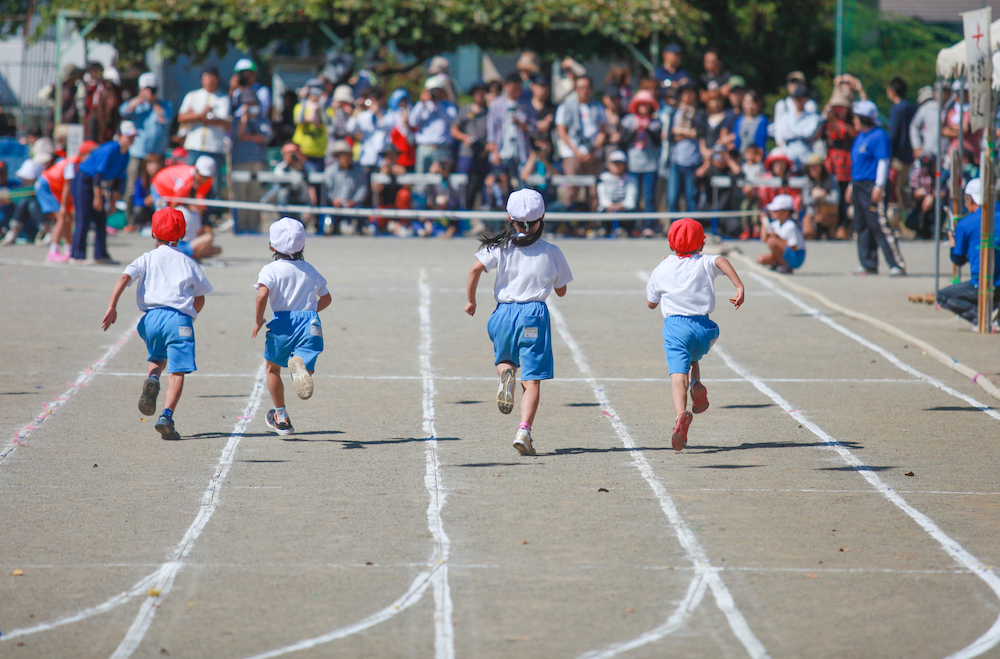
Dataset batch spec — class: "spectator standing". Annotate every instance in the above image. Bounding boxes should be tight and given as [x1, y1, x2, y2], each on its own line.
[324, 140, 367, 235]
[231, 82, 273, 232]
[720, 76, 746, 149]
[885, 76, 916, 216]
[231, 59, 272, 118]
[177, 67, 231, 191]
[734, 90, 768, 154]
[820, 87, 856, 239]
[847, 100, 906, 276]
[409, 77, 457, 174]
[700, 90, 730, 157]
[555, 75, 608, 211]
[88, 73, 122, 144]
[347, 87, 392, 174]
[605, 65, 633, 115]
[772, 71, 818, 137]
[667, 83, 703, 214]
[515, 52, 541, 103]
[553, 57, 586, 105]
[529, 76, 556, 138]
[775, 87, 821, 171]
[654, 43, 691, 101]
[426, 56, 459, 103]
[487, 73, 537, 190]
[292, 80, 332, 219]
[910, 85, 942, 160]
[452, 83, 490, 211]
[620, 90, 662, 216]
[907, 155, 942, 239]
[120, 72, 174, 230]
[386, 89, 416, 170]
[268, 143, 310, 221]
[699, 48, 731, 96]
[59, 66, 85, 125]
[71, 122, 136, 263]
[325, 85, 355, 155]
[942, 81, 978, 163]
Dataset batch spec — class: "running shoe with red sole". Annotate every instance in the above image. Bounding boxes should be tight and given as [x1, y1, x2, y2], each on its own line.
[691, 382, 709, 414]
[671, 412, 693, 451]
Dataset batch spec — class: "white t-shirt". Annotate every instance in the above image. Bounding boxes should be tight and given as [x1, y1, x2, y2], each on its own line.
[646, 254, 723, 318]
[123, 245, 213, 318]
[179, 88, 231, 154]
[555, 101, 605, 158]
[254, 259, 330, 312]
[769, 218, 805, 250]
[178, 206, 202, 242]
[63, 162, 76, 181]
[475, 239, 573, 303]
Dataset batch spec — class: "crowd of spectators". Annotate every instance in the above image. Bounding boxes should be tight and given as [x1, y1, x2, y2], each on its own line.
[0, 45, 974, 252]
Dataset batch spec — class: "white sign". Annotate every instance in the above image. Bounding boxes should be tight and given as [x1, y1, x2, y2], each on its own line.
[963, 7, 993, 133]
[65, 124, 84, 157]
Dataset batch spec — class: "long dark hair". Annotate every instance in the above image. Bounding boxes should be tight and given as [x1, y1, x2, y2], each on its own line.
[479, 221, 518, 250]
[273, 249, 304, 261]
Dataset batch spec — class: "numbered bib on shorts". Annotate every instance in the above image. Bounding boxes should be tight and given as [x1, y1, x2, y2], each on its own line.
[523, 327, 538, 339]
[178, 326, 193, 338]
[310, 324, 322, 337]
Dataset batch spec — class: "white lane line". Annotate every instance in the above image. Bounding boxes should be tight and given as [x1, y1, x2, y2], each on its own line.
[108, 360, 269, 658]
[749, 273, 1000, 421]
[0, 362, 266, 643]
[2, 318, 139, 464]
[548, 303, 769, 659]
[237, 269, 454, 659]
[715, 345, 1000, 659]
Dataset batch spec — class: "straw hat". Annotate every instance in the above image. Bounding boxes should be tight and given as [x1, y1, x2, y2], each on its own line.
[827, 87, 853, 108]
[516, 51, 541, 73]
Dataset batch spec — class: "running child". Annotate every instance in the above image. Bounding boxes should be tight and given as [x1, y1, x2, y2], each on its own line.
[465, 188, 573, 456]
[646, 218, 744, 451]
[757, 194, 806, 274]
[102, 207, 213, 440]
[252, 217, 332, 435]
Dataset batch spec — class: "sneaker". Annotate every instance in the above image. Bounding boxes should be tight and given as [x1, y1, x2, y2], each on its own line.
[45, 249, 61, 263]
[497, 367, 515, 415]
[138, 377, 160, 416]
[35, 230, 51, 246]
[288, 356, 314, 400]
[776, 264, 793, 274]
[671, 412, 693, 451]
[513, 428, 536, 456]
[265, 409, 294, 435]
[155, 415, 181, 440]
[888, 266, 907, 277]
[1, 221, 21, 245]
[691, 382, 709, 414]
[215, 217, 235, 233]
[853, 266, 877, 276]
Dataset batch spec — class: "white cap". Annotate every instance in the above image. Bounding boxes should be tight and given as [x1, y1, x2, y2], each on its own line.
[332, 84, 354, 104]
[269, 217, 305, 255]
[506, 188, 545, 223]
[425, 74, 448, 91]
[31, 137, 55, 164]
[15, 159, 43, 181]
[118, 120, 138, 137]
[138, 72, 158, 89]
[233, 58, 256, 72]
[102, 67, 121, 84]
[965, 178, 982, 206]
[766, 194, 796, 212]
[195, 155, 216, 177]
[852, 100, 880, 125]
[608, 150, 627, 164]
[952, 79, 970, 92]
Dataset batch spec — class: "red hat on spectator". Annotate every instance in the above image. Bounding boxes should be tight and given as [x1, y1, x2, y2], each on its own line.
[79, 140, 98, 157]
[152, 207, 186, 244]
[628, 90, 659, 114]
[764, 148, 793, 171]
[667, 218, 705, 258]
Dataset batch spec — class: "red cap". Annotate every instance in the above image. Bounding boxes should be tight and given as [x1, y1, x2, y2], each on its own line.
[667, 218, 705, 257]
[78, 140, 98, 157]
[152, 207, 186, 243]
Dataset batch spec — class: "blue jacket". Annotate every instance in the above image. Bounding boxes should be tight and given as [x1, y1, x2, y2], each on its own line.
[119, 98, 174, 159]
[951, 202, 1000, 287]
[78, 140, 130, 184]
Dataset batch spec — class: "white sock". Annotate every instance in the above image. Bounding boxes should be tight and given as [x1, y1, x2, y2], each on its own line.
[275, 406, 287, 421]
[48, 242, 59, 254]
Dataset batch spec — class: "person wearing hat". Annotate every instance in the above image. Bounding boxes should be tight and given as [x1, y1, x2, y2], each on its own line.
[774, 86, 820, 172]
[910, 85, 943, 160]
[231, 58, 271, 118]
[36, 140, 98, 260]
[772, 71, 818, 138]
[102, 206, 213, 440]
[231, 73, 273, 232]
[553, 57, 586, 105]
[177, 66, 230, 205]
[620, 90, 662, 222]
[800, 152, 840, 239]
[597, 150, 639, 236]
[465, 188, 573, 457]
[515, 51, 541, 102]
[71, 121, 137, 263]
[847, 99, 906, 276]
[252, 217, 332, 435]
[818, 87, 856, 238]
[324, 84, 355, 155]
[121, 71, 174, 230]
[759, 193, 807, 273]
[654, 43, 692, 102]
[937, 178, 1000, 328]
[645, 217, 745, 451]
[269, 142, 310, 212]
[409, 75, 458, 174]
[323, 139, 366, 235]
[756, 148, 801, 229]
[371, 143, 413, 234]
[0, 160, 45, 246]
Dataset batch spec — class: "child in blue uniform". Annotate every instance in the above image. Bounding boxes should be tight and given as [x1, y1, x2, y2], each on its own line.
[102, 207, 213, 440]
[646, 218, 745, 450]
[465, 188, 573, 456]
[252, 217, 332, 435]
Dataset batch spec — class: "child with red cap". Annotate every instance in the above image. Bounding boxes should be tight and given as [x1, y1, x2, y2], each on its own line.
[101, 207, 213, 440]
[646, 218, 745, 450]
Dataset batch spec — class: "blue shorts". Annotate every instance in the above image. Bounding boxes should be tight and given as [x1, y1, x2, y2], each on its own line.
[35, 178, 60, 215]
[177, 241, 194, 258]
[487, 301, 553, 381]
[138, 307, 197, 373]
[662, 315, 720, 375]
[783, 247, 806, 270]
[264, 310, 324, 372]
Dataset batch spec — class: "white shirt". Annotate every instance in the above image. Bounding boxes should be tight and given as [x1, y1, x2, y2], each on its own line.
[178, 206, 202, 242]
[769, 218, 805, 250]
[254, 259, 330, 312]
[646, 254, 723, 318]
[475, 239, 573, 303]
[64, 162, 76, 181]
[124, 245, 213, 318]
[179, 88, 231, 154]
[555, 101, 605, 158]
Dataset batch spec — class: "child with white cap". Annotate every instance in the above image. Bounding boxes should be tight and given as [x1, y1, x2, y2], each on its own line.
[252, 218, 332, 435]
[646, 218, 744, 450]
[101, 207, 213, 440]
[465, 188, 573, 456]
[757, 193, 806, 274]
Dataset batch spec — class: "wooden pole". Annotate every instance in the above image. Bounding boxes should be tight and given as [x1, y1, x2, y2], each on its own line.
[978, 152, 994, 332]
[952, 147, 963, 284]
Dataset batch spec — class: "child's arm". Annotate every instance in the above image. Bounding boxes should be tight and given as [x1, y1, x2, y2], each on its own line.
[465, 260, 487, 316]
[193, 295, 205, 314]
[647, 300, 659, 310]
[715, 257, 745, 309]
[554, 285, 567, 297]
[102, 273, 132, 331]
[317, 292, 332, 312]
[251, 286, 269, 338]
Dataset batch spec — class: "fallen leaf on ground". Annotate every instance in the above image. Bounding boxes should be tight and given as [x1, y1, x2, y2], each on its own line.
[12, 569, 23, 576]
[148, 588, 162, 597]
[625, 608, 635, 613]
[839, 548, 849, 552]
[93, 464, 98, 468]
[905, 472, 915, 477]
[806, 573, 819, 579]
[365, 562, 374, 566]
[520, 540, 529, 544]
[598, 488, 609, 492]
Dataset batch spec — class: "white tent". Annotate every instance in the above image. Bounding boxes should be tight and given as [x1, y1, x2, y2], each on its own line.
[936, 16, 1000, 87]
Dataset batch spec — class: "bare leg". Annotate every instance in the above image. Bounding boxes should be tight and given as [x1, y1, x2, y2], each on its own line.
[689, 361, 701, 383]
[496, 361, 516, 377]
[147, 360, 165, 378]
[520, 380, 540, 427]
[164, 373, 185, 411]
[266, 360, 284, 409]
[670, 372, 689, 418]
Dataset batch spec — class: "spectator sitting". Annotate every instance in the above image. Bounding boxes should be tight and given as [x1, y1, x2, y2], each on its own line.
[734, 90, 768, 155]
[775, 87, 820, 171]
[419, 148, 461, 237]
[520, 133, 564, 213]
[597, 150, 638, 216]
[165, 147, 188, 167]
[906, 154, 942, 240]
[937, 178, 1000, 329]
[757, 148, 801, 225]
[409, 76, 457, 174]
[324, 140, 367, 235]
[654, 43, 691, 101]
[801, 153, 840, 239]
[820, 87, 856, 239]
[372, 144, 412, 236]
[758, 193, 806, 274]
[265, 143, 309, 224]
[739, 144, 765, 239]
[620, 90, 662, 219]
[1, 160, 44, 245]
[772, 71, 817, 137]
